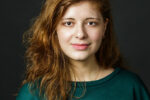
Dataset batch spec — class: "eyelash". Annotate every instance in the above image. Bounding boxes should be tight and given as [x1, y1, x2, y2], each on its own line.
[63, 22, 73, 26]
[87, 22, 97, 26]
[62, 21, 98, 27]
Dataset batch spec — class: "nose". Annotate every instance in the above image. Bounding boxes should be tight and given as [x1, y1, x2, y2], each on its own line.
[75, 23, 87, 39]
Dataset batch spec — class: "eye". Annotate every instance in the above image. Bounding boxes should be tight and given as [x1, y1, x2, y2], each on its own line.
[87, 22, 97, 26]
[63, 21, 73, 26]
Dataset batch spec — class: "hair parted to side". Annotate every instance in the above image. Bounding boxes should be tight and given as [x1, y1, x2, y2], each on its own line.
[22, 0, 127, 100]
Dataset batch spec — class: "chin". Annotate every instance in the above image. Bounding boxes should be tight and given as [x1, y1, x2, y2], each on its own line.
[69, 54, 91, 61]
[64, 51, 95, 61]
[72, 58, 87, 61]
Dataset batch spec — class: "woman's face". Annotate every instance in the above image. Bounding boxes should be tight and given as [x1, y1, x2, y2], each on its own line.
[56, 1, 108, 61]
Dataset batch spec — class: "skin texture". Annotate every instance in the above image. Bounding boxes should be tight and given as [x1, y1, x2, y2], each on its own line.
[57, 1, 107, 61]
[56, 1, 111, 81]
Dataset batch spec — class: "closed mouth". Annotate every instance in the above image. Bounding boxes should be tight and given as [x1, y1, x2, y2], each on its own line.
[71, 43, 90, 50]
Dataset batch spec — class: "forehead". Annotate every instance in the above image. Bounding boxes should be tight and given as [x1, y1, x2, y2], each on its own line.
[62, 1, 102, 19]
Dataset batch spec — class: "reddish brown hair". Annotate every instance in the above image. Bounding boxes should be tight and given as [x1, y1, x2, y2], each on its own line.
[22, 0, 127, 100]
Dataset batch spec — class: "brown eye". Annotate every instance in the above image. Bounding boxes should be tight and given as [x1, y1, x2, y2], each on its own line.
[87, 22, 97, 26]
[63, 22, 73, 26]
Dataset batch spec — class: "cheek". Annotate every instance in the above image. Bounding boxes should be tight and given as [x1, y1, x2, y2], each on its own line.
[57, 28, 72, 44]
[87, 28, 104, 42]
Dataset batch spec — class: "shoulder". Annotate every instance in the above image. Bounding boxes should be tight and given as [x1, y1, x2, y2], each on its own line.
[117, 67, 150, 92]
[16, 83, 43, 100]
[112, 67, 150, 99]
[117, 67, 145, 85]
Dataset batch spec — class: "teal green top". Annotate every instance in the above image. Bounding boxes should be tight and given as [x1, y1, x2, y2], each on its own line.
[16, 67, 150, 100]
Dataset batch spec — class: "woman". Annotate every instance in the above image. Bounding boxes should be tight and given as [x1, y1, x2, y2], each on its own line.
[16, 0, 150, 100]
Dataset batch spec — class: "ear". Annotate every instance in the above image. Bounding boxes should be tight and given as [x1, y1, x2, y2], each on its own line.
[102, 18, 109, 39]
[104, 18, 109, 31]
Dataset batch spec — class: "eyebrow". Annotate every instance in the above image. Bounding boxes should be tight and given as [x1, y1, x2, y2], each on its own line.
[62, 17, 101, 20]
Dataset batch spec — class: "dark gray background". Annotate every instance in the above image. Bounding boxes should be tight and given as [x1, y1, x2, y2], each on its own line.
[0, 0, 150, 99]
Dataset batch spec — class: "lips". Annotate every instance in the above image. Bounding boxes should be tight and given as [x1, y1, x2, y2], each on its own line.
[72, 43, 90, 50]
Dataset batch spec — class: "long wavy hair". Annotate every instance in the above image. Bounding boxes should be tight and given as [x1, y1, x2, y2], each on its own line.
[22, 0, 127, 100]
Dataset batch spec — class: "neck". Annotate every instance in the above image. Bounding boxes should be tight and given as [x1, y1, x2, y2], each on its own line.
[69, 56, 103, 81]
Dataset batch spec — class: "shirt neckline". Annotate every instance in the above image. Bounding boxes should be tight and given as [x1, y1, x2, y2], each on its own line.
[71, 67, 121, 87]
